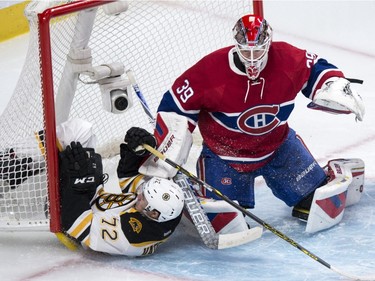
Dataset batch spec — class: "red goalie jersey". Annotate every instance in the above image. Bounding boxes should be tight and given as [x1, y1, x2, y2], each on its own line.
[157, 42, 344, 172]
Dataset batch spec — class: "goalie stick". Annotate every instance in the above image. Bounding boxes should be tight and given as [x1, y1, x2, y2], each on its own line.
[126, 70, 156, 125]
[143, 143, 375, 281]
[173, 172, 262, 249]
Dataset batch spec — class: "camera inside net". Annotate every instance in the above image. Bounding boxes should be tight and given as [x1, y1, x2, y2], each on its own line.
[100, 77, 133, 114]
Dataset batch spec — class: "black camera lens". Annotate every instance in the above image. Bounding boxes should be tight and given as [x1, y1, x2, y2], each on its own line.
[114, 96, 128, 111]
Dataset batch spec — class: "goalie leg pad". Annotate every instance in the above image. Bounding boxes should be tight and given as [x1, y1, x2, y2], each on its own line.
[305, 158, 363, 233]
[199, 198, 249, 235]
[174, 173, 262, 249]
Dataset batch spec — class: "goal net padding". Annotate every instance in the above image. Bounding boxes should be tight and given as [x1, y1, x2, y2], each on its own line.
[0, 0, 258, 232]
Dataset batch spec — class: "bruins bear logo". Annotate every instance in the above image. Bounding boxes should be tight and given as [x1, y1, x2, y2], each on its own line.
[129, 217, 142, 233]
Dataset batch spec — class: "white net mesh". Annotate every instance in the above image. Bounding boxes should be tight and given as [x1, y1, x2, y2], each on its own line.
[0, 0, 254, 230]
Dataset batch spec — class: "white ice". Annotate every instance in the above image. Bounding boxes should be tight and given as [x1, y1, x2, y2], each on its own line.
[1, 1, 375, 281]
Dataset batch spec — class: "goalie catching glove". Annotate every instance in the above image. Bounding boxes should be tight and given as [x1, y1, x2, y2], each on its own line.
[124, 127, 156, 156]
[308, 77, 365, 121]
[59, 141, 103, 194]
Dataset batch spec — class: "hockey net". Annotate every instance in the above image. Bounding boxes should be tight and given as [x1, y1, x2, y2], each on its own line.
[0, 0, 260, 232]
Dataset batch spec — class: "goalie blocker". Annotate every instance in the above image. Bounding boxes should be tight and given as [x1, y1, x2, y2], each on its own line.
[139, 112, 193, 178]
[293, 158, 365, 233]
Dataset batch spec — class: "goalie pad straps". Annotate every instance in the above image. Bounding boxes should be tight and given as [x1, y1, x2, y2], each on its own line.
[338, 158, 364, 207]
[139, 112, 193, 178]
[305, 158, 365, 233]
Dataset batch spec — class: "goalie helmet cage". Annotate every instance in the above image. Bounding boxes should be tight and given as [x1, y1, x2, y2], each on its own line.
[0, 0, 263, 233]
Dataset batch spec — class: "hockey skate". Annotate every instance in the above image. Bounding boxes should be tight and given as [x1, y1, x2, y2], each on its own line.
[0, 148, 43, 191]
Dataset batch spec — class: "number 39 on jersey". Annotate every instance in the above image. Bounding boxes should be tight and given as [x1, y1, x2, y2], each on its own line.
[176, 79, 194, 103]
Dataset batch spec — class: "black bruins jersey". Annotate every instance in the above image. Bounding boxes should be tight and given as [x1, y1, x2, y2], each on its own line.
[66, 174, 182, 256]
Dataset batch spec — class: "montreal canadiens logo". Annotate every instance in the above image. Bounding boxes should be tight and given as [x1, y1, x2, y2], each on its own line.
[237, 105, 281, 135]
[221, 177, 232, 185]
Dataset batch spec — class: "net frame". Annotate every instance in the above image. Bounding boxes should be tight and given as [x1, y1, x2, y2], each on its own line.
[0, 0, 263, 233]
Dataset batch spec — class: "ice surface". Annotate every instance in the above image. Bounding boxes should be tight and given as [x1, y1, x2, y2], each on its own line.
[1, 1, 375, 281]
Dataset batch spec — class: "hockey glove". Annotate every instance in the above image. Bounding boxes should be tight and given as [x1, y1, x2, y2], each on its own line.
[117, 143, 145, 178]
[308, 77, 365, 121]
[124, 127, 156, 156]
[59, 142, 103, 194]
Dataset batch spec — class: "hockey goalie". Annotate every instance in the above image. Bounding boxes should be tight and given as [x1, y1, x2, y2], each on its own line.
[139, 13, 366, 234]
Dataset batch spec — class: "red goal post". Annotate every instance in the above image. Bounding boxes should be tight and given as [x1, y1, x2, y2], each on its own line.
[0, 0, 263, 233]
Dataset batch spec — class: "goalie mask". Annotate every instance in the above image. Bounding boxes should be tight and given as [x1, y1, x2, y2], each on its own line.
[138, 177, 184, 222]
[232, 14, 273, 80]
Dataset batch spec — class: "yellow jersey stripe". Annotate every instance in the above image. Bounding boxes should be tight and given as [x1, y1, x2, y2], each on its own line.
[69, 212, 93, 238]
